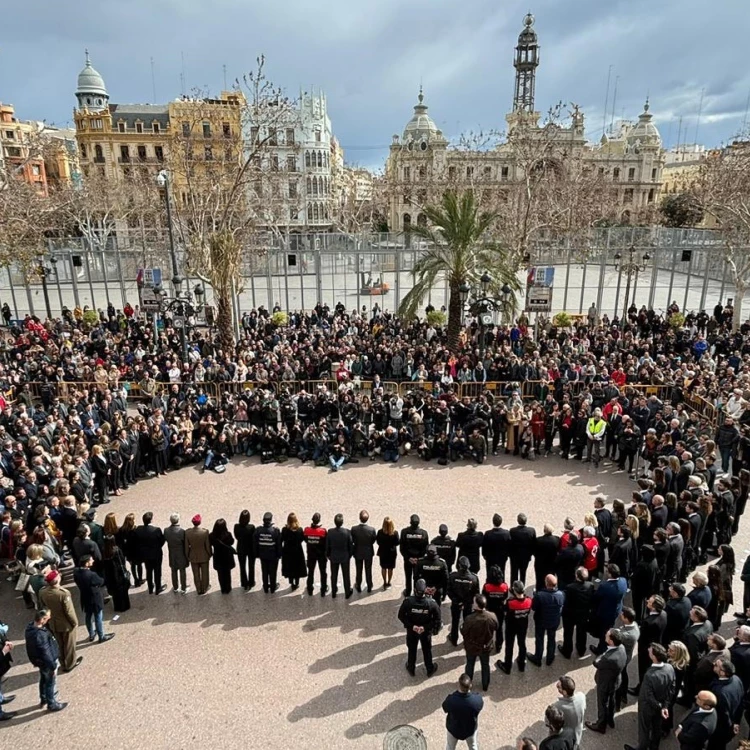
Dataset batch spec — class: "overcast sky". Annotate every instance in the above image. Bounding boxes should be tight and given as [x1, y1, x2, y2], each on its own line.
[2, 0, 748, 169]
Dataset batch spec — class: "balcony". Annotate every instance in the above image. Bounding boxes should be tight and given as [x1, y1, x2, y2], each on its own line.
[118, 156, 131, 164]
[93, 157, 105, 164]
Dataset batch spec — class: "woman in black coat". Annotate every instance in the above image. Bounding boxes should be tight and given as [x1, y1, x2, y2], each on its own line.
[376, 516, 399, 589]
[209, 519, 236, 594]
[101, 535, 131, 612]
[234, 510, 256, 591]
[281, 513, 306, 590]
[116, 513, 143, 586]
[90, 445, 109, 505]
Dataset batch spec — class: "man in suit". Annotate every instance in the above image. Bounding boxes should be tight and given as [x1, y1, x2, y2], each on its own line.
[676, 690, 718, 750]
[663, 584, 692, 646]
[133, 511, 166, 595]
[351, 509, 376, 593]
[592, 564, 628, 654]
[559, 567, 594, 659]
[73, 555, 114, 644]
[694, 635, 730, 694]
[631, 595, 668, 696]
[708, 658, 744, 750]
[529, 574, 564, 668]
[326, 513, 353, 599]
[482, 513, 511, 580]
[682, 607, 714, 706]
[164, 513, 190, 594]
[254, 512, 282, 593]
[585, 628, 628, 733]
[534, 524, 561, 591]
[624, 643, 675, 750]
[615, 607, 640, 710]
[509, 513, 536, 585]
[185, 514, 212, 594]
[456, 519, 484, 574]
[38, 571, 82, 672]
[729, 625, 750, 708]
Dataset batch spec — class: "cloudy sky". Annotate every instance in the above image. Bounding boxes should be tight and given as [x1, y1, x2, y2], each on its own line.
[2, 0, 748, 169]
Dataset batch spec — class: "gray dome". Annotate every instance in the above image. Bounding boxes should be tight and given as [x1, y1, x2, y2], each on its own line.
[402, 88, 439, 142]
[76, 51, 107, 97]
[627, 99, 661, 146]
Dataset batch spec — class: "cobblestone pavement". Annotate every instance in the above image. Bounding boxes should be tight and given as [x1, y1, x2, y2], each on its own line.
[0, 455, 745, 749]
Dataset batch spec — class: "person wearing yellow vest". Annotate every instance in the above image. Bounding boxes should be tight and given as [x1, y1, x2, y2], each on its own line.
[585, 408, 607, 468]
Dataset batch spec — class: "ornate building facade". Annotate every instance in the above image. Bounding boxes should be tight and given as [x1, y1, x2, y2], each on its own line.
[386, 14, 666, 232]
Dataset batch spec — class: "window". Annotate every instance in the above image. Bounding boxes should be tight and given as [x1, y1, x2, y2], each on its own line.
[312, 178, 318, 195]
[117, 122, 126, 133]
[202, 122, 211, 138]
[182, 122, 190, 137]
[648, 188, 655, 203]
[305, 151, 311, 168]
[598, 167, 605, 177]
[403, 166, 411, 181]
[628, 167, 636, 181]
[153, 123, 160, 134]
[624, 188, 634, 203]
[314, 128, 321, 143]
[484, 166, 492, 178]
[307, 204, 313, 221]
[137, 145, 147, 161]
[94, 144, 104, 162]
[222, 122, 231, 138]
[317, 151, 323, 168]
[80, 144, 87, 159]
[31, 164, 41, 176]
[6, 147, 21, 158]
[92, 118, 103, 129]
[448, 166, 456, 180]
[613, 167, 620, 182]
[313, 204, 319, 221]
[286, 155, 296, 172]
[155, 146, 164, 162]
[250, 126, 259, 143]
[419, 165, 426, 179]
[4, 130, 14, 140]
[268, 127, 277, 145]
[120, 145, 130, 162]
[651, 168, 657, 180]
[466, 166, 474, 180]
[204, 145, 213, 161]
[286, 128, 295, 145]
[501, 166, 510, 180]
[271, 154, 279, 171]
[289, 180, 297, 198]
[135, 122, 143, 134]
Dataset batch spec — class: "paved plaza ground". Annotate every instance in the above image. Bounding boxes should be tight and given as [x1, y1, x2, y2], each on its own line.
[0, 455, 747, 749]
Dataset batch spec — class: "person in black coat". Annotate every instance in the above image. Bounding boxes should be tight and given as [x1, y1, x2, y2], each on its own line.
[631, 594, 669, 696]
[132, 512, 166, 594]
[281, 513, 306, 590]
[351, 510, 376, 593]
[456, 519, 483, 574]
[233, 510, 256, 591]
[0, 621, 15, 720]
[676, 691, 718, 750]
[682, 607, 715, 706]
[559, 567, 594, 659]
[73, 555, 115, 644]
[432, 524, 456, 573]
[631, 545, 660, 622]
[509, 513, 536, 584]
[610, 526, 634, 581]
[481, 514, 510, 580]
[556, 535, 584, 591]
[209, 518, 237, 594]
[708, 659, 744, 750]
[663, 584, 692, 646]
[400, 514, 429, 596]
[253, 512, 282, 593]
[534, 524, 561, 591]
[326, 513, 353, 599]
[101, 535, 130, 613]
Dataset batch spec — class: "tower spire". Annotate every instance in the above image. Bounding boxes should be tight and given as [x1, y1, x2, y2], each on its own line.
[512, 13, 539, 113]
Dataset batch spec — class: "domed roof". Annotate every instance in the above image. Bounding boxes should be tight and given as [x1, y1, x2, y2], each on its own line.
[76, 51, 108, 97]
[627, 99, 661, 147]
[402, 88, 440, 142]
[518, 13, 538, 44]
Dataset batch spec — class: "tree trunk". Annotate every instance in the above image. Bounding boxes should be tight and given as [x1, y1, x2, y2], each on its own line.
[447, 281, 463, 352]
[216, 283, 234, 352]
[733, 280, 746, 332]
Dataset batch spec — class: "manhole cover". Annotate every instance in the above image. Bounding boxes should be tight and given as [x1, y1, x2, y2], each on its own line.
[383, 725, 428, 750]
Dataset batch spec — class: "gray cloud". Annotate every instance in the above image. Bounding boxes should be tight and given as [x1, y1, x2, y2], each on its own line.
[1, 0, 748, 170]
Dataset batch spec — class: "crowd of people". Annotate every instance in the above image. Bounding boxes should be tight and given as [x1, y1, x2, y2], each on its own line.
[0, 296, 750, 747]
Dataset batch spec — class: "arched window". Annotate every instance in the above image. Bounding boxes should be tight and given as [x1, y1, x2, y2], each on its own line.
[305, 151, 311, 168]
[324, 204, 329, 220]
[417, 213, 427, 227]
[317, 151, 323, 168]
[312, 178, 318, 195]
[307, 176, 312, 194]
[403, 213, 412, 231]
[94, 144, 103, 161]
[307, 204, 313, 221]
[313, 204, 319, 221]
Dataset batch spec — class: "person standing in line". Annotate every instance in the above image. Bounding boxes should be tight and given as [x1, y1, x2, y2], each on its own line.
[447, 557, 480, 647]
[552, 675, 586, 749]
[442, 674, 483, 750]
[185, 514, 212, 595]
[163, 513, 190, 594]
[585, 629, 627, 734]
[585, 407, 607, 468]
[675, 690, 717, 750]
[38, 570, 82, 673]
[351, 509, 376, 593]
[326, 513, 353, 599]
[432, 523, 457, 574]
[73, 555, 115, 644]
[303, 513, 328, 596]
[398, 578, 441, 678]
[456, 519, 484, 575]
[482, 514, 510, 581]
[529, 574, 565, 668]
[496, 580, 532, 674]
[281, 513, 307, 591]
[707, 658, 743, 750]
[539, 705, 575, 750]
[460, 595, 498, 692]
[133, 512, 166, 595]
[591, 564, 628, 655]
[101, 535, 131, 613]
[209, 518, 236, 594]
[254, 512, 282, 593]
[0, 622, 15, 721]
[400, 514, 429, 597]
[558, 567, 593, 659]
[615, 607, 640, 711]
[24, 608, 67, 712]
[234, 510, 256, 591]
[377, 516, 399, 589]
[509, 513, 536, 585]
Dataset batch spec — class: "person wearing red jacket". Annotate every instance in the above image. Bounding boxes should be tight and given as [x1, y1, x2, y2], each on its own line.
[482, 565, 508, 655]
[496, 580, 532, 674]
[581, 526, 600, 575]
[303, 513, 327, 596]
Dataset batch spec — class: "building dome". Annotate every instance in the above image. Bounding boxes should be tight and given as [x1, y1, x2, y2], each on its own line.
[518, 13, 538, 44]
[402, 88, 440, 144]
[627, 99, 661, 147]
[76, 51, 107, 97]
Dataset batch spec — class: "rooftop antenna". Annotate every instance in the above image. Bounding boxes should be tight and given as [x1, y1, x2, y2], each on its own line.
[223, 64, 227, 91]
[602, 64, 612, 138]
[180, 51, 186, 96]
[150, 57, 157, 103]
[694, 87, 705, 144]
[742, 88, 750, 133]
[609, 75, 619, 135]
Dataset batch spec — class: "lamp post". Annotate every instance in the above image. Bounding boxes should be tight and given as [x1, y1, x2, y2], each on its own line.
[156, 170, 181, 297]
[38, 262, 52, 320]
[461, 273, 504, 364]
[614, 246, 650, 329]
[154, 282, 205, 361]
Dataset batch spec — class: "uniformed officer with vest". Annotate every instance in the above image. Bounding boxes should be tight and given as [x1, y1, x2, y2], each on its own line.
[397, 578, 441, 677]
[447, 556, 480, 646]
[416, 545, 449, 603]
[399, 514, 429, 597]
[303, 513, 327, 596]
[585, 407, 607, 468]
[431, 524, 457, 572]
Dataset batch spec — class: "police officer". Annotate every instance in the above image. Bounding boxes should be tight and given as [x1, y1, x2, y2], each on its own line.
[431, 524, 457, 572]
[400, 514, 429, 597]
[397, 578, 441, 677]
[416, 546, 449, 602]
[496, 580, 532, 674]
[447, 556, 480, 647]
[303, 513, 327, 596]
[253, 512, 282, 593]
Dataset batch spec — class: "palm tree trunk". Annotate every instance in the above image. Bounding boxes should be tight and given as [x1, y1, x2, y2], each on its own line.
[447, 281, 463, 352]
[216, 284, 234, 352]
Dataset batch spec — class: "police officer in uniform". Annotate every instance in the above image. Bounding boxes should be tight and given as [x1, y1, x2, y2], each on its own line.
[398, 578, 441, 677]
[431, 524, 457, 572]
[303, 513, 327, 596]
[253, 512, 282, 593]
[400, 514, 429, 597]
[496, 580, 532, 674]
[416, 545, 449, 603]
[447, 556, 480, 646]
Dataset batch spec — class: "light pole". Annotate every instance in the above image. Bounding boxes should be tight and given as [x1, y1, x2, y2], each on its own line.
[460, 273, 505, 364]
[153, 282, 205, 361]
[614, 246, 650, 329]
[156, 170, 181, 297]
[38, 261, 53, 319]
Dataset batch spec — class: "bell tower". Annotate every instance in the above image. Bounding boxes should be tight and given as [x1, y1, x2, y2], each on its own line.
[512, 13, 539, 113]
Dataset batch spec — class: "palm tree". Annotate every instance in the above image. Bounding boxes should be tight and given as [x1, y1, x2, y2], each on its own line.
[399, 190, 519, 350]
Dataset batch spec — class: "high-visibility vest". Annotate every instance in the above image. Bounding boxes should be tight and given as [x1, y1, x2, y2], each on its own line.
[587, 418, 606, 436]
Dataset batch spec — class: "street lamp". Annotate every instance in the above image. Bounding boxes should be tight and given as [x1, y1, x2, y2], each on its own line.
[501, 282, 512, 325]
[614, 245, 650, 328]
[156, 170, 180, 297]
[463, 273, 504, 364]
